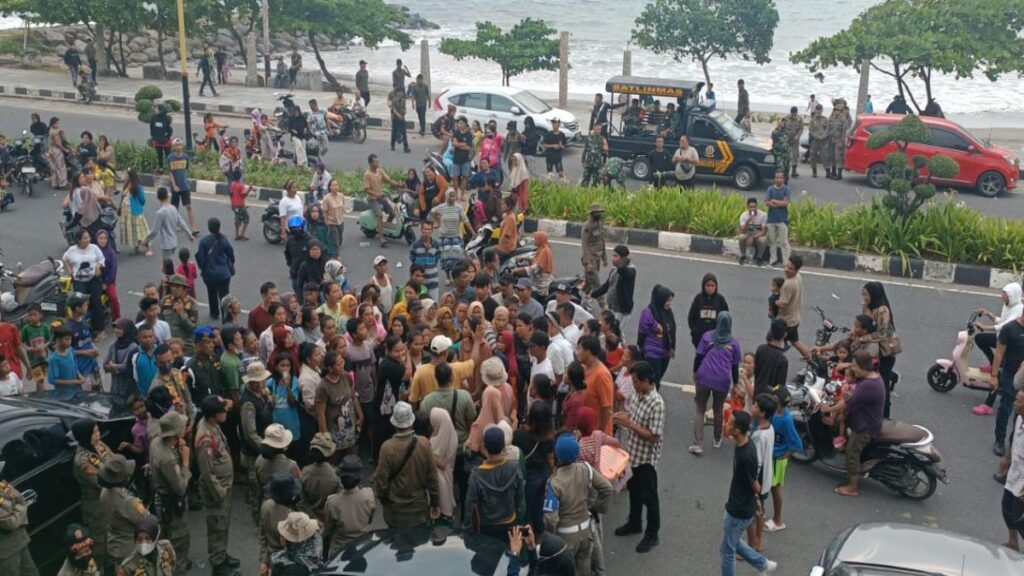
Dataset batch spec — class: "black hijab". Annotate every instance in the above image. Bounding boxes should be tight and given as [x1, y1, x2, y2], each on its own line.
[537, 532, 576, 575]
[71, 417, 98, 452]
[648, 284, 677, 350]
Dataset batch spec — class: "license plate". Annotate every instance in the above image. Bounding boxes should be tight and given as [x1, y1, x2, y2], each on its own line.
[20, 167, 35, 174]
[41, 302, 57, 312]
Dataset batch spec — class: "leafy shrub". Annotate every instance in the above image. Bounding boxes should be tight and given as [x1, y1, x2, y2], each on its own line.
[163, 99, 182, 113]
[135, 99, 154, 114]
[134, 86, 163, 102]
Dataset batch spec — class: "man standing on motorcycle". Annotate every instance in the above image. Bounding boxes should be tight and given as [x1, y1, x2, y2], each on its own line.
[821, 349, 885, 497]
[364, 154, 400, 247]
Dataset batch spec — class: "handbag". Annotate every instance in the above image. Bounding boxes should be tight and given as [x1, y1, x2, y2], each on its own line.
[880, 333, 902, 356]
[333, 398, 360, 450]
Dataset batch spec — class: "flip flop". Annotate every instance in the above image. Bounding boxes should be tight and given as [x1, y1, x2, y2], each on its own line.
[833, 487, 858, 497]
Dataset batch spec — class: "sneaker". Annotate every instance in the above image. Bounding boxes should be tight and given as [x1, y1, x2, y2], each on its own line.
[763, 520, 786, 533]
[614, 523, 642, 537]
[713, 438, 723, 449]
[688, 444, 703, 455]
[758, 559, 778, 575]
[973, 404, 994, 416]
[739, 257, 747, 265]
[636, 535, 659, 553]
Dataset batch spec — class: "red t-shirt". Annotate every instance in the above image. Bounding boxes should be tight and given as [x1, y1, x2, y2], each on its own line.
[583, 362, 614, 435]
[230, 181, 248, 208]
[248, 305, 274, 338]
[0, 323, 24, 378]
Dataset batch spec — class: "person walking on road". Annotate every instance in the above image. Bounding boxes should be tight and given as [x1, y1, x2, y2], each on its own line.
[764, 172, 791, 267]
[690, 312, 741, 455]
[581, 203, 607, 296]
[687, 272, 729, 349]
[141, 187, 194, 261]
[195, 218, 235, 321]
[389, 86, 410, 153]
[637, 285, 676, 389]
[591, 244, 636, 324]
[776, 255, 811, 359]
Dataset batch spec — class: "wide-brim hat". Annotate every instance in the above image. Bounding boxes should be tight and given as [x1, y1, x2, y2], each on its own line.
[261, 423, 294, 449]
[243, 361, 271, 383]
[481, 357, 507, 387]
[158, 411, 188, 439]
[278, 511, 319, 543]
[167, 274, 190, 288]
[309, 432, 336, 458]
[390, 401, 416, 429]
[267, 472, 301, 504]
[97, 454, 136, 484]
[338, 454, 363, 480]
[589, 203, 604, 214]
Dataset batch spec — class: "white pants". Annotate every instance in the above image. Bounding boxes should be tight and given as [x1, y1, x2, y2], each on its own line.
[766, 222, 790, 264]
[292, 135, 308, 167]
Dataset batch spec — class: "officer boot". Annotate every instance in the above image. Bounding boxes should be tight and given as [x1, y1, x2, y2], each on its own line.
[791, 165, 799, 178]
[836, 168, 843, 180]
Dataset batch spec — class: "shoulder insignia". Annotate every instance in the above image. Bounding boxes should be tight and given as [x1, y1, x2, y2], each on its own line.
[132, 499, 147, 516]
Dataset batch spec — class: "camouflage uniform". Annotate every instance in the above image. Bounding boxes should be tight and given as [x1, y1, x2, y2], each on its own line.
[808, 111, 829, 177]
[622, 107, 643, 136]
[827, 102, 853, 179]
[580, 134, 607, 188]
[786, 113, 804, 176]
[581, 211, 607, 296]
[599, 157, 627, 189]
[770, 126, 791, 183]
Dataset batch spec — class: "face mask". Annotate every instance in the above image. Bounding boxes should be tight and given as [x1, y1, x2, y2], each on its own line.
[157, 362, 172, 374]
[137, 541, 156, 556]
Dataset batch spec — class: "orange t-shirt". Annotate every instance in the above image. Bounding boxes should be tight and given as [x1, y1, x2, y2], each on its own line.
[498, 212, 518, 253]
[583, 362, 614, 434]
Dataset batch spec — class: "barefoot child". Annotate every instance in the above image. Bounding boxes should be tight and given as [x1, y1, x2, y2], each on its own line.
[229, 173, 253, 240]
[766, 387, 802, 533]
[746, 393, 776, 552]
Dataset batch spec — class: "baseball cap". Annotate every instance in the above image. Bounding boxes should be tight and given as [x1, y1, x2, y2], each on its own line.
[430, 335, 453, 355]
[551, 281, 571, 294]
[373, 255, 388, 266]
[515, 278, 532, 290]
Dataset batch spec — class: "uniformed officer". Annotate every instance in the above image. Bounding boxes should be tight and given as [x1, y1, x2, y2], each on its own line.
[300, 432, 341, 521]
[56, 523, 100, 576]
[149, 411, 191, 575]
[116, 516, 176, 576]
[150, 344, 195, 421]
[256, 423, 301, 500]
[770, 118, 792, 185]
[621, 99, 643, 136]
[580, 203, 607, 297]
[259, 473, 301, 573]
[160, 274, 198, 355]
[184, 326, 223, 511]
[808, 103, 829, 178]
[786, 106, 804, 179]
[827, 98, 853, 180]
[580, 124, 607, 188]
[239, 361, 274, 522]
[599, 157, 627, 190]
[71, 417, 114, 566]
[98, 454, 150, 569]
[195, 395, 241, 575]
[0, 476, 37, 575]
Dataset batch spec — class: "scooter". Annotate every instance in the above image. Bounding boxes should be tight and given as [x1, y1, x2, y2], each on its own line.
[0, 257, 68, 325]
[327, 100, 368, 144]
[927, 311, 993, 393]
[464, 217, 533, 263]
[356, 194, 417, 245]
[262, 200, 282, 244]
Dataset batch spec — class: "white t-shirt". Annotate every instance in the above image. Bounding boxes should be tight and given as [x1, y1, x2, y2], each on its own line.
[0, 373, 24, 396]
[739, 210, 768, 234]
[1006, 416, 1024, 495]
[545, 300, 593, 326]
[751, 425, 775, 496]
[63, 244, 105, 282]
[370, 274, 394, 315]
[673, 146, 700, 180]
[279, 194, 305, 221]
[531, 356, 555, 386]
[548, 335, 574, 378]
[560, 323, 582, 349]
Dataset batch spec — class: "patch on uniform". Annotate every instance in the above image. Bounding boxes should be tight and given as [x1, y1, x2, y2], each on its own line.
[132, 499, 147, 516]
[89, 454, 102, 467]
[81, 463, 97, 476]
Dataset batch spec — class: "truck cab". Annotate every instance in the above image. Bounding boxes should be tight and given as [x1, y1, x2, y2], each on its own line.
[602, 75, 776, 190]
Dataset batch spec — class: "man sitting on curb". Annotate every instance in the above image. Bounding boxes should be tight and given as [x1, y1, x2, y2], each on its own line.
[738, 197, 768, 266]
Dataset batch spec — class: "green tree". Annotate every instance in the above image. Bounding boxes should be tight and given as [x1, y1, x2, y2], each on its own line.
[631, 0, 779, 87]
[868, 114, 959, 219]
[439, 18, 560, 86]
[272, 0, 410, 89]
[792, 0, 1024, 113]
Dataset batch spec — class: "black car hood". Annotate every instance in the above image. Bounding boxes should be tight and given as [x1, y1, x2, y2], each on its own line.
[0, 391, 133, 421]
[318, 525, 522, 576]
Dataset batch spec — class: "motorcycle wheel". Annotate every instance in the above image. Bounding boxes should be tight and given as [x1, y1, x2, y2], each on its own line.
[361, 228, 378, 239]
[926, 364, 958, 393]
[790, 427, 818, 463]
[896, 463, 938, 501]
[22, 180, 32, 196]
[263, 224, 282, 244]
[352, 125, 367, 144]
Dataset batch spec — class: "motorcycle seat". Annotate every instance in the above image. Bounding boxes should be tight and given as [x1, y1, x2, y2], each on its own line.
[13, 260, 57, 287]
[873, 420, 928, 446]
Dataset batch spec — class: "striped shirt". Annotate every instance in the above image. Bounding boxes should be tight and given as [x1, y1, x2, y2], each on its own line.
[430, 202, 468, 238]
[409, 239, 441, 292]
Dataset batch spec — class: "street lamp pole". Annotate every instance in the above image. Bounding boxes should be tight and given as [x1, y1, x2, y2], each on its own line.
[262, 0, 271, 83]
[176, 0, 193, 150]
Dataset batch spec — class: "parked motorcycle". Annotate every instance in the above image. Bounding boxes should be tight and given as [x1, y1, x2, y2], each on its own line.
[356, 194, 417, 245]
[9, 131, 47, 195]
[262, 199, 282, 244]
[927, 311, 993, 393]
[61, 203, 119, 246]
[327, 101, 368, 144]
[0, 257, 68, 325]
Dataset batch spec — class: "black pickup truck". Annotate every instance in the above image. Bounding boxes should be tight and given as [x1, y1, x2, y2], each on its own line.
[601, 75, 777, 190]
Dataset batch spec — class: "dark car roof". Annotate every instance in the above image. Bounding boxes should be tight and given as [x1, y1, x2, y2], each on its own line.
[833, 523, 1024, 575]
[319, 525, 521, 576]
[605, 75, 703, 98]
[0, 391, 132, 421]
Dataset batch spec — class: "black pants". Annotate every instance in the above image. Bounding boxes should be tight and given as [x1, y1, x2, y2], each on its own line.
[978, 331, 998, 364]
[199, 74, 217, 95]
[1004, 489, 1024, 537]
[155, 145, 169, 169]
[878, 354, 897, 418]
[360, 90, 370, 107]
[88, 59, 97, 83]
[204, 278, 230, 320]
[73, 277, 106, 334]
[416, 106, 427, 135]
[647, 356, 670, 390]
[627, 463, 660, 537]
[391, 118, 408, 150]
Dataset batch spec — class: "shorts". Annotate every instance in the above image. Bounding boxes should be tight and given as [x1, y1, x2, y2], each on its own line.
[367, 197, 393, 218]
[171, 188, 192, 207]
[450, 162, 472, 178]
[784, 324, 800, 344]
[772, 457, 788, 487]
[233, 206, 250, 226]
[1003, 489, 1024, 534]
[546, 158, 564, 173]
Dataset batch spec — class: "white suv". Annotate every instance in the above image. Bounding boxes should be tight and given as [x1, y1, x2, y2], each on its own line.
[431, 86, 581, 144]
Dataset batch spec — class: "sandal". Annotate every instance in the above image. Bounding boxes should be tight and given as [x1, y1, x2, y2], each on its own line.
[834, 486, 858, 497]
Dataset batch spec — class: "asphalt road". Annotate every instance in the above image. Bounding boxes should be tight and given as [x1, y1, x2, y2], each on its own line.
[0, 99, 1017, 575]
[0, 99, 1019, 220]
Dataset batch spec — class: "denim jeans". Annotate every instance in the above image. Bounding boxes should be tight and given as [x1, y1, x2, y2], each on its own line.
[720, 511, 766, 576]
[995, 368, 1017, 445]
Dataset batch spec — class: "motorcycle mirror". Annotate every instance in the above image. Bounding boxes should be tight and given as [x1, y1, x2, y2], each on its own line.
[830, 293, 840, 300]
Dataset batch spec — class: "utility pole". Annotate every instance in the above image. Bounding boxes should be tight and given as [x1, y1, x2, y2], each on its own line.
[262, 0, 271, 83]
[176, 0, 193, 149]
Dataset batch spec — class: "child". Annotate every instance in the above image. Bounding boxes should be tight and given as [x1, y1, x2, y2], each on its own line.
[747, 393, 776, 553]
[229, 173, 253, 240]
[0, 356, 24, 396]
[48, 326, 84, 396]
[96, 229, 120, 320]
[175, 247, 198, 298]
[724, 352, 755, 427]
[766, 387, 802, 533]
[828, 341, 855, 449]
[768, 277, 784, 320]
[118, 394, 150, 460]
[604, 333, 623, 374]
[20, 303, 52, 392]
[203, 113, 226, 152]
[132, 325, 158, 395]
[66, 295, 100, 391]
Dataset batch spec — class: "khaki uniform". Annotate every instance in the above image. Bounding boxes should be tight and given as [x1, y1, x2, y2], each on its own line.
[827, 110, 852, 173]
[299, 462, 341, 521]
[115, 540, 175, 576]
[57, 557, 101, 575]
[255, 453, 300, 502]
[0, 480, 37, 576]
[160, 295, 198, 355]
[372, 433, 439, 529]
[258, 500, 291, 566]
[239, 387, 272, 522]
[786, 113, 804, 171]
[150, 371, 194, 421]
[324, 487, 376, 558]
[149, 438, 191, 575]
[195, 417, 233, 567]
[99, 486, 150, 565]
[808, 113, 829, 174]
[72, 442, 114, 560]
[580, 219, 607, 295]
[544, 463, 612, 576]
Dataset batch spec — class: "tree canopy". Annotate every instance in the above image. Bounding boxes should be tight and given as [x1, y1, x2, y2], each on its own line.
[439, 18, 560, 86]
[791, 0, 1024, 113]
[631, 0, 779, 86]
[867, 114, 959, 219]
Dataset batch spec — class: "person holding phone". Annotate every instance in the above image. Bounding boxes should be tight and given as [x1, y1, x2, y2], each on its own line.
[738, 198, 768, 265]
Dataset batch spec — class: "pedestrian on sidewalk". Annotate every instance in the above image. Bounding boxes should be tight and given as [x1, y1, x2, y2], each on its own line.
[63, 42, 81, 88]
[289, 48, 303, 88]
[392, 59, 411, 93]
[214, 46, 228, 84]
[720, 411, 778, 575]
[274, 57, 288, 89]
[149, 105, 174, 172]
[764, 172, 791, 267]
[198, 50, 218, 97]
[355, 60, 370, 107]
[735, 79, 749, 126]
[413, 74, 431, 136]
[84, 38, 98, 85]
[389, 86, 410, 153]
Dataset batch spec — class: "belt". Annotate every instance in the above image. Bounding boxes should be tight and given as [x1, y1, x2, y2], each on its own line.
[557, 519, 591, 535]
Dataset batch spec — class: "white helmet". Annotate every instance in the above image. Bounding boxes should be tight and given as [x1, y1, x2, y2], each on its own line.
[0, 292, 15, 313]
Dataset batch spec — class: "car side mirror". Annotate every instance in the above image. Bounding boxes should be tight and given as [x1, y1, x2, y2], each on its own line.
[967, 144, 979, 154]
[510, 106, 523, 115]
[809, 567, 826, 576]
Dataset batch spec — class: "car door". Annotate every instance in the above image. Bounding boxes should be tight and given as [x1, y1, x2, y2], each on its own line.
[487, 95, 519, 130]
[0, 415, 79, 574]
[687, 117, 725, 176]
[457, 92, 489, 130]
[922, 127, 978, 186]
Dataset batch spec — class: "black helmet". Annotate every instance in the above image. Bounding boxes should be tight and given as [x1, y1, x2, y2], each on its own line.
[67, 292, 88, 308]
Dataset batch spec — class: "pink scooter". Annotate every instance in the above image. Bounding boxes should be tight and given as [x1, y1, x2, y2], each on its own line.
[927, 311, 993, 394]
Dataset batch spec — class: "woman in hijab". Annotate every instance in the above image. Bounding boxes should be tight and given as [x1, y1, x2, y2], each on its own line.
[280, 292, 300, 326]
[862, 281, 899, 417]
[104, 318, 138, 399]
[429, 407, 458, 522]
[339, 294, 358, 326]
[690, 311, 742, 455]
[686, 272, 728, 348]
[71, 417, 114, 565]
[972, 282, 1023, 416]
[467, 357, 508, 456]
[95, 229, 121, 321]
[433, 307, 460, 341]
[575, 406, 620, 466]
[296, 241, 327, 291]
[507, 152, 531, 212]
[271, 511, 323, 575]
[637, 285, 676, 389]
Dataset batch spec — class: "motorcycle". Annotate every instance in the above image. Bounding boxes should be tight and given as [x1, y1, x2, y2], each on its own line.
[356, 194, 417, 245]
[9, 131, 46, 196]
[274, 93, 299, 131]
[327, 100, 368, 144]
[262, 199, 282, 244]
[61, 202, 119, 247]
[813, 304, 849, 347]
[927, 311, 993, 393]
[0, 257, 69, 325]
[268, 129, 321, 167]
[464, 218, 533, 263]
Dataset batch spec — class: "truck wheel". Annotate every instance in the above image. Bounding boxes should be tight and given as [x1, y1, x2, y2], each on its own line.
[732, 165, 757, 190]
[867, 163, 889, 188]
[976, 171, 1006, 198]
[631, 156, 651, 180]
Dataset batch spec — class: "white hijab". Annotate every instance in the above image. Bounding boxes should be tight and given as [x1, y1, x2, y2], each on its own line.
[429, 407, 458, 464]
[507, 153, 530, 190]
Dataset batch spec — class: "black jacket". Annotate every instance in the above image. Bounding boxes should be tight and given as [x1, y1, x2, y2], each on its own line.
[149, 112, 173, 142]
[592, 260, 636, 315]
[284, 231, 311, 279]
[687, 273, 729, 346]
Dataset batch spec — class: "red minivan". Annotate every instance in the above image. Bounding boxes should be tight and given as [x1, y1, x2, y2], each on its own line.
[844, 114, 1020, 197]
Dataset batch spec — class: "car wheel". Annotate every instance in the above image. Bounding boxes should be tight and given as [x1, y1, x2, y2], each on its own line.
[867, 163, 889, 188]
[976, 171, 1006, 198]
[732, 165, 757, 190]
[631, 156, 651, 180]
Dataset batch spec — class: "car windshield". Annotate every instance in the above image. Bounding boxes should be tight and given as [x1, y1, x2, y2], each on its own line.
[709, 110, 748, 140]
[513, 91, 551, 114]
